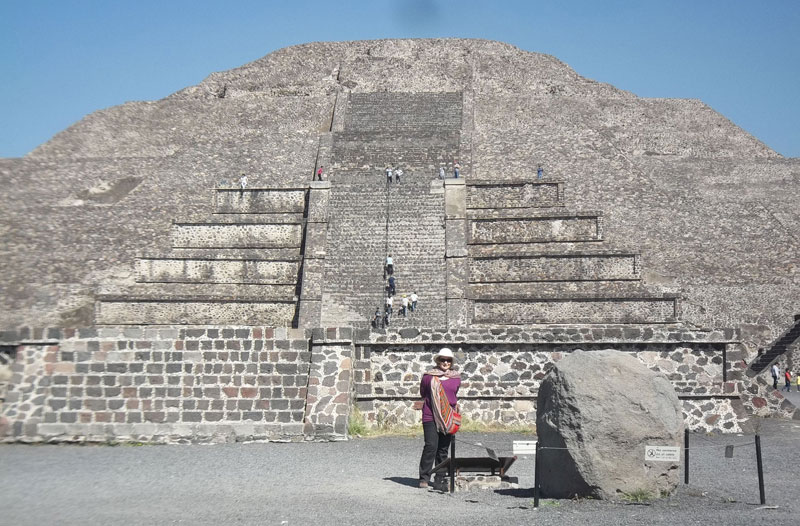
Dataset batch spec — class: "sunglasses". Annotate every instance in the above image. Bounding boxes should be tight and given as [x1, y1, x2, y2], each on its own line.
[438, 358, 453, 363]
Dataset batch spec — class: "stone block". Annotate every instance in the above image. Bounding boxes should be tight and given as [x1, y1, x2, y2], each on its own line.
[444, 179, 466, 219]
[445, 219, 468, 258]
[307, 187, 330, 223]
[447, 299, 468, 328]
[304, 222, 328, 258]
[300, 259, 325, 299]
[446, 257, 467, 298]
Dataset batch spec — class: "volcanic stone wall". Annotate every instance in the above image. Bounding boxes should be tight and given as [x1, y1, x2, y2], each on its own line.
[351, 326, 750, 433]
[0, 327, 311, 442]
[2, 324, 761, 442]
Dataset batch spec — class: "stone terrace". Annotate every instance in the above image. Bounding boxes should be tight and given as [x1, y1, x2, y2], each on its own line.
[95, 187, 310, 326]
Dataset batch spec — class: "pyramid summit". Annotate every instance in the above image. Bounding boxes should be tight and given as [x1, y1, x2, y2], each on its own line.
[1, 39, 798, 442]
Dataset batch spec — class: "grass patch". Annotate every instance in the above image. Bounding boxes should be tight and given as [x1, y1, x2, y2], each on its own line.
[459, 418, 536, 435]
[348, 407, 369, 437]
[621, 489, 655, 503]
[347, 410, 535, 438]
[348, 408, 423, 438]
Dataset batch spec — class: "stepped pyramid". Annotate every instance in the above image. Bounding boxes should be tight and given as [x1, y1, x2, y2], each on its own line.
[2, 39, 799, 442]
[0, 39, 797, 348]
[89, 89, 678, 331]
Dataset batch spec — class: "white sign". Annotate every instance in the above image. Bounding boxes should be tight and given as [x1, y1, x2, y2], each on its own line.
[645, 445, 681, 462]
[513, 440, 538, 455]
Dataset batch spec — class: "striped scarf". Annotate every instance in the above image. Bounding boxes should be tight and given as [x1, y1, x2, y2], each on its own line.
[429, 375, 461, 435]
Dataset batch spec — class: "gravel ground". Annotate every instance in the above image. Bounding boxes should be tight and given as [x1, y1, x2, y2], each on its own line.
[1, 419, 799, 525]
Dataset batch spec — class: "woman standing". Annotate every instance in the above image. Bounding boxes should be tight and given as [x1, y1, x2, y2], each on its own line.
[418, 348, 461, 488]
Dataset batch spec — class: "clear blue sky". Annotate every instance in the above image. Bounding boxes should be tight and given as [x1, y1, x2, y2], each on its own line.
[2, 0, 798, 158]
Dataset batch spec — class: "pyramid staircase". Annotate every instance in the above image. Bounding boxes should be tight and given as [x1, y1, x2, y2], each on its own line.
[746, 314, 800, 377]
[319, 92, 460, 328]
[95, 187, 309, 325]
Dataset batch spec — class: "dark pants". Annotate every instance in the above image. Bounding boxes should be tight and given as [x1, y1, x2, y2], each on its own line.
[773, 376, 778, 389]
[419, 421, 451, 483]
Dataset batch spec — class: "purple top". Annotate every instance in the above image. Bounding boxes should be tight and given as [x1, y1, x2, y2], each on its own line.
[420, 373, 461, 423]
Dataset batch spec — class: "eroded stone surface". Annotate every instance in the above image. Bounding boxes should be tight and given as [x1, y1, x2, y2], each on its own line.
[536, 350, 683, 499]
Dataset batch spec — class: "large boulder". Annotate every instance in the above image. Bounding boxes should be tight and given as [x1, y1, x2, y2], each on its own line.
[536, 350, 683, 499]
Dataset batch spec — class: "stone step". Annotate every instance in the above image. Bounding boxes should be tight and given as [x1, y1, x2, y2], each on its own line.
[345, 92, 463, 132]
[467, 208, 602, 220]
[329, 170, 450, 186]
[469, 281, 652, 300]
[147, 248, 302, 261]
[469, 253, 640, 282]
[135, 257, 300, 285]
[214, 188, 306, 214]
[468, 242, 611, 257]
[468, 213, 602, 244]
[471, 295, 680, 325]
[172, 222, 303, 249]
[97, 282, 297, 301]
[203, 213, 305, 224]
[466, 181, 564, 209]
[95, 298, 296, 326]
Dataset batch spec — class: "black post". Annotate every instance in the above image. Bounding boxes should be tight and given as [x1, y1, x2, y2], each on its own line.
[449, 438, 456, 494]
[533, 440, 541, 508]
[684, 428, 690, 484]
[755, 434, 766, 505]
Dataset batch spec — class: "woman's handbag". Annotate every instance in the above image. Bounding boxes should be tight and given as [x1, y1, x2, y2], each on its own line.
[430, 376, 461, 434]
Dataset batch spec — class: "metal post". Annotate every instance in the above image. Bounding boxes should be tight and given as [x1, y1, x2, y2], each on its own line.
[533, 440, 541, 508]
[755, 434, 766, 505]
[449, 438, 456, 494]
[684, 428, 690, 484]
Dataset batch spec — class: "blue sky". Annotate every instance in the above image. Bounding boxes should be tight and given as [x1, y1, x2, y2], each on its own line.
[1, 0, 798, 158]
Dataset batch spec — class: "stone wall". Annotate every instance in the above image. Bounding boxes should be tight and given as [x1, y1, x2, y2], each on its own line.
[0, 327, 313, 443]
[2, 324, 794, 442]
[352, 326, 755, 434]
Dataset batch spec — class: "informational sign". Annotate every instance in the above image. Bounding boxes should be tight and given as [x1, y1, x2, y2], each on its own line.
[644, 445, 681, 462]
[513, 440, 538, 455]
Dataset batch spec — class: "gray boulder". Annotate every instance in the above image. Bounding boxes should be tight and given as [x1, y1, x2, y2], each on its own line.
[536, 350, 683, 499]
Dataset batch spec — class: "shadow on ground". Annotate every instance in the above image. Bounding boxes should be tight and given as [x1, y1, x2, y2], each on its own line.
[384, 476, 419, 488]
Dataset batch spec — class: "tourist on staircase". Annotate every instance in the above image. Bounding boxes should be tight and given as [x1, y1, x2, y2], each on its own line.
[385, 254, 394, 276]
[771, 363, 780, 389]
[537, 165, 544, 180]
[439, 166, 445, 180]
[372, 308, 383, 329]
[401, 295, 409, 317]
[386, 165, 393, 184]
[410, 291, 418, 312]
[384, 304, 392, 327]
[315, 165, 324, 181]
[388, 275, 396, 296]
[239, 173, 248, 190]
[453, 162, 460, 179]
[395, 167, 403, 184]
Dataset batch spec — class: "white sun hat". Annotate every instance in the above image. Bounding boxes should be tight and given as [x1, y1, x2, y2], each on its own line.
[435, 348, 455, 361]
